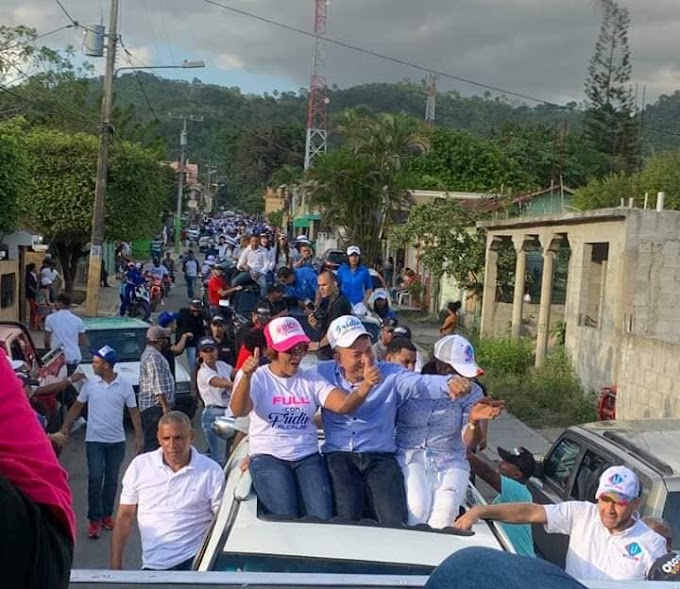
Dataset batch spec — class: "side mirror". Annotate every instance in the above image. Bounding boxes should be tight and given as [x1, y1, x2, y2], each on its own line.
[532, 455, 545, 479]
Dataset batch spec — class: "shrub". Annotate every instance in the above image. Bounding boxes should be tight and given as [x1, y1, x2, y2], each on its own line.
[476, 337, 533, 377]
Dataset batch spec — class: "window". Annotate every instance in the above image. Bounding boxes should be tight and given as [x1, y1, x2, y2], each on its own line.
[543, 438, 582, 492]
[662, 492, 680, 550]
[213, 553, 434, 576]
[570, 450, 612, 502]
[580, 243, 609, 329]
[80, 329, 147, 362]
[1, 273, 15, 309]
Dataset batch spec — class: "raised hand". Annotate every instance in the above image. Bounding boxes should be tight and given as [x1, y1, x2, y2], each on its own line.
[362, 354, 381, 387]
[242, 348, 260, 375]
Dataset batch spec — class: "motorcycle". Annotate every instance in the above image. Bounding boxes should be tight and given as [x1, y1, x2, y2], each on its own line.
[127, 284, 151, 320]
[148, 276, 164, 311]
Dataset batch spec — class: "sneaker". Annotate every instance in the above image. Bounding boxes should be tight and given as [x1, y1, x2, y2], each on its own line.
[87, 520, 102, 539]
[101, 516, 115, 531]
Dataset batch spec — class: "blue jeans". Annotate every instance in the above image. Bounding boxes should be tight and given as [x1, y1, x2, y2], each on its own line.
[185, 275, 196, 299]
[201, 406, 228, 466]
[425, 547, 585, 589]
[185, 346, 197, 375]
[86, 441, 126, 522]
[250, 452, 333, 520]
[325, 451, 407, 525]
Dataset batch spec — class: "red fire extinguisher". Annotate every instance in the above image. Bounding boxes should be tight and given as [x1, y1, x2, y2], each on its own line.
[597, 386, 617, 421]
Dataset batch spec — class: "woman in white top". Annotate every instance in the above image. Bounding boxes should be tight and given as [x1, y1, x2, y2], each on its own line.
[232, 316, 380, 520]
[196, 336, 234, 466]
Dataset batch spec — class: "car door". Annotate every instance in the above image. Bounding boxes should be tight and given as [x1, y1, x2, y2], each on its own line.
[527, 435, 584, 566]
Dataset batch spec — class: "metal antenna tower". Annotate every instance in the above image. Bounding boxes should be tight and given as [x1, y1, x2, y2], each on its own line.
[425, 71, 439, 127]
[304, 0, 329, 170]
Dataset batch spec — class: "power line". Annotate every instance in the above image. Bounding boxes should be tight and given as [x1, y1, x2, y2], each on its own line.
[203, 0, 563, 108]
[118, 38, 160, 121]
[53, 0, 102, 34]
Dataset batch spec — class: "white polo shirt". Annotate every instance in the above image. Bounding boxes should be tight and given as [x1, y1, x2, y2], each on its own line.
[76, 374, 136, 443]
[44, 309, 86, 364]
[119, 447, 224, 570]
[197, 361, 233, 408]
[544, 501, 667, 580]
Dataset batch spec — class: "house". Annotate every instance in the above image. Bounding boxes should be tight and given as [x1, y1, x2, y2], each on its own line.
[478, 207, 680, 420]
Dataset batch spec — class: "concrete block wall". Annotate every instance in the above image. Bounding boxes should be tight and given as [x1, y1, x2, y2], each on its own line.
[617, 334, 680, 419]
[487, 302, 564, 338]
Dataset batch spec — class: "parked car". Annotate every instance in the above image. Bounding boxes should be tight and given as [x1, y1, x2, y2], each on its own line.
[320, 248, 346, 272]
[75, 317, 195, 418]
[525, 419, 680, 567]
[0, 321, 68, 432]
[193, 428, 515, 573]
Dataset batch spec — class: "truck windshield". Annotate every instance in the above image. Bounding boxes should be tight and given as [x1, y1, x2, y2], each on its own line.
[662, 491, 680, 550]
[81, 329, 147, 363]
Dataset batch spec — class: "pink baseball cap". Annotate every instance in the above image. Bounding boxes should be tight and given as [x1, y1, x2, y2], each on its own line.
[264, 317, 310, 352]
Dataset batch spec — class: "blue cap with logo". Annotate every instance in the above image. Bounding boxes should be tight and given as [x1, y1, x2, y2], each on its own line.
[91, 345, 117, 366]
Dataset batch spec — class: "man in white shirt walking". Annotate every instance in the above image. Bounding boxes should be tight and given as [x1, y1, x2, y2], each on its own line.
[111, 411, 224, 571]
[235, 234, 268, 296]
[455, 465, 667, 580]
[61, 345, 143, 540]
[44, 293, 88, 374]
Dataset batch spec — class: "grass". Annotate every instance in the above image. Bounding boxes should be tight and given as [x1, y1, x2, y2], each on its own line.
[476, 339, 597, 429]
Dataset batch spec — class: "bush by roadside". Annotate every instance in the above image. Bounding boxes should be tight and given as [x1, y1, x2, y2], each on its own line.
[476, 338, 597, 429]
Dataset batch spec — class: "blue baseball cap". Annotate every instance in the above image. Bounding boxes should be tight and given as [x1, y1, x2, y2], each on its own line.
[157, 311, 179, 328]
[91, 345, 117, 366]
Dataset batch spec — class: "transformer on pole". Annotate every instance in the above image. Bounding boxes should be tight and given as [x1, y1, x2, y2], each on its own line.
[304, 0, 329, 170]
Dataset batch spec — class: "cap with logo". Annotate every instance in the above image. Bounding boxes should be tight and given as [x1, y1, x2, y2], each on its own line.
[382, 317, 399, 329]
[497, 446, 536, 478]
[434, 335, 482, 378]
[346, 245, 361, 256]
[146, 326, 171, 341]
[647, 551, 680, 581]
[596, 465, 641, 505]
[190, 299, 203, 309]
[264, 317, 310, 352]
[328, 315, 370, 349]
[211, 315, 225, 324]
[198, 336, 218, 352]
[157, 311, 178, 328]
[393, 325, 412, 339]
[91, 344, 118, 366]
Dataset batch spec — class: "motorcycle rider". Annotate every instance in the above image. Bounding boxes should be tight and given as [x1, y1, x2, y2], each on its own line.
[119, 262, 146, 318]
[146, 258, 170, 306]
[161, 252, 175, 283]
[207, 265, 242, 317]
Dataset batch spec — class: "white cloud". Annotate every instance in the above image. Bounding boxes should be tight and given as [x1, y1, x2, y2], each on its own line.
[215, 52, 245, 71]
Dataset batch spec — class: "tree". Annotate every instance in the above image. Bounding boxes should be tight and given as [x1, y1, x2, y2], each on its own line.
[583, 0, 640, 175]
[307, 112, 428, 262]
[20, 128, 170, 293]
[0, 118, 30, 237]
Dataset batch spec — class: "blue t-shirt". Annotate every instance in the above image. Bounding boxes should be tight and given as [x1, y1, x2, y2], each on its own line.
[337, 264, 372, 305]
[493, 475, 535, 557]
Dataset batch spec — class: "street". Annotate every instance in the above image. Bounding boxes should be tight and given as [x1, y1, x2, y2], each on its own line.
[62, 272, 208, 569]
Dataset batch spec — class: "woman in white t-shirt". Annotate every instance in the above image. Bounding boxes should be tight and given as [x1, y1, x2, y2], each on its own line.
[196, 336, 234, 466]
[231, 316, 380, 520]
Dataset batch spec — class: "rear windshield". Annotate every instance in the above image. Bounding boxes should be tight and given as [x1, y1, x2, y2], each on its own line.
[326, 251, 346, 265]
[213, 553, 433, 576]
[81, 328, 147, 363]
[662, 491, 680, 550]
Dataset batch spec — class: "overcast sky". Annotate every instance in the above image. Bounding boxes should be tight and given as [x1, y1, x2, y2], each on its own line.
[3, 0, 680, 106]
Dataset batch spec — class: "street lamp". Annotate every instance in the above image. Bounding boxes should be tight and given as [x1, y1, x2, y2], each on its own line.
[113, 59, 206, 77]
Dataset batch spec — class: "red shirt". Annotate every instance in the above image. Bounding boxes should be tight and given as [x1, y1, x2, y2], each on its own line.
[0, 349, 75, 541]
[208, 275, 227, 306]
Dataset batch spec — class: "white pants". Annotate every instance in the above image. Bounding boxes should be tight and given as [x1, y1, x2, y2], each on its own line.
[399, 451, 469, 529]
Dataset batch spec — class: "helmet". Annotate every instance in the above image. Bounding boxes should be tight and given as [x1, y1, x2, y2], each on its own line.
[157, 311, 178, 328]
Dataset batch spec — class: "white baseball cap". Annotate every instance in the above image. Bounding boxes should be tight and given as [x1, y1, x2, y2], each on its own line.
[433, 335, 482, 378]
[264, 317, 310, 352]
[346, 245, 361, 256]
[596, 466, 640, 505]
[328, 315, 370, 349]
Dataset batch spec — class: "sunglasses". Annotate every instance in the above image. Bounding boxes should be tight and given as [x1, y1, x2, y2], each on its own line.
[201, 347, 216, 353]
[348, 253, 360, 257]
[282, 344, 309, 357]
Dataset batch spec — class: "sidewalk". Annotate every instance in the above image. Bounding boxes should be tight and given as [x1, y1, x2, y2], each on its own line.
[404, 315, 554, 460]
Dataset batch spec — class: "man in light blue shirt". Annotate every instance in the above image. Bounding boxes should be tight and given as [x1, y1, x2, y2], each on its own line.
[466, 447, 537, 557]
[314, 315, 474, 526]
[336, 246, 373, 311]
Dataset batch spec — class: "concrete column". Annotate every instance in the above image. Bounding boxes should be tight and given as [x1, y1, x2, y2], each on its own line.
[480, 238, 500, 337]
[511, 238, 527, 339]
[535, 247, 556, 366]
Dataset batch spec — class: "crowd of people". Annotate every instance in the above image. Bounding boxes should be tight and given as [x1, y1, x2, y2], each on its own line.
[5, 211, 678, 587]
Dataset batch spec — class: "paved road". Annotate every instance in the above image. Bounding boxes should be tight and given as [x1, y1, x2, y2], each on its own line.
[63, 270, 208, 570]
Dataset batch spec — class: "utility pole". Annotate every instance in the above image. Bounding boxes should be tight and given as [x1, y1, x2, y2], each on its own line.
[304, 0, 329, 170]
[85, 0, 119, 317]
[169, 113, 203, 253]
[425, 71, 438, 127]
